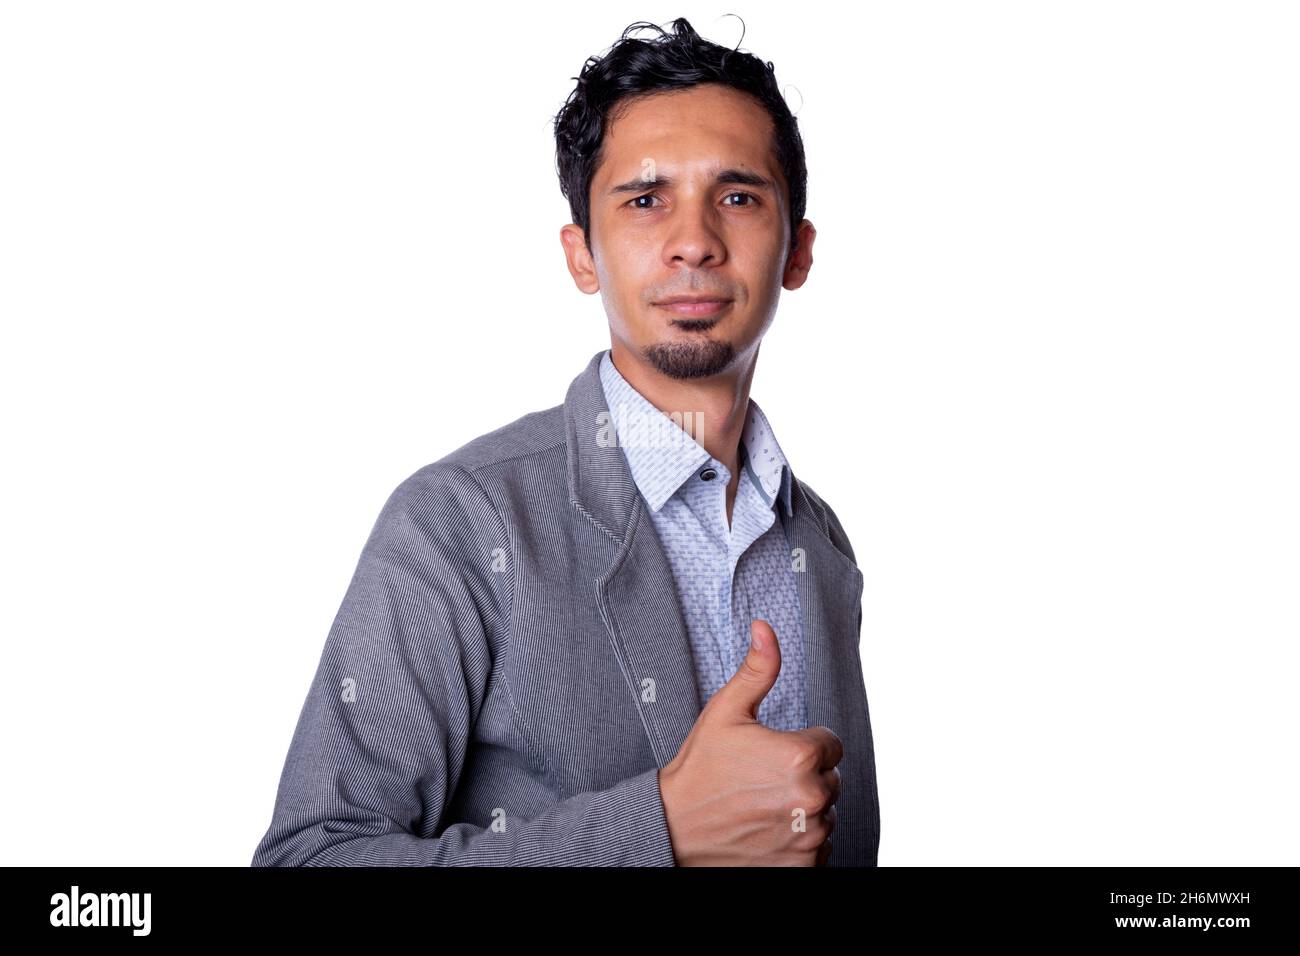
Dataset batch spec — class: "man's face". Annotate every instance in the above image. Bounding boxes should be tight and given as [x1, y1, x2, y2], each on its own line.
[561, 83, 814, 380]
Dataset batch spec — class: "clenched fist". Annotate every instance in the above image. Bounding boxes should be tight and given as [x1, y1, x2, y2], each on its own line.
[657, 619, 843, 866]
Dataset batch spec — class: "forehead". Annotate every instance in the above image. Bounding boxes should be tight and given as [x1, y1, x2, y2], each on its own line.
[596, 84, 779, 182]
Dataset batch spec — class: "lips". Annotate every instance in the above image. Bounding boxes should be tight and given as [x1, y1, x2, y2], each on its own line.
[654, 298, 733, 318]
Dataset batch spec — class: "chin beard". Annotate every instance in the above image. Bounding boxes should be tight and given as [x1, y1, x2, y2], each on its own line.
[642, 336, 736, 380]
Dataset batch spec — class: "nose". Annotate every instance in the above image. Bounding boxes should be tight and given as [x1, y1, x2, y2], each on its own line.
[662, 198, 727, 269]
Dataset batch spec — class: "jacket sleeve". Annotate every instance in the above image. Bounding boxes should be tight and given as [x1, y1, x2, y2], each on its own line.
[250, 464, 677, 866]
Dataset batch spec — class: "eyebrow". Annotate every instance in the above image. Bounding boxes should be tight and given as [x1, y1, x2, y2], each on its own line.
[607, 167, 777, 197]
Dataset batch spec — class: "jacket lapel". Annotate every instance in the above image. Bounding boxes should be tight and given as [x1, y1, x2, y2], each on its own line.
[564, 350, 702, 765]
[778, 482, 868, 747]
[779, 485, 878, 864]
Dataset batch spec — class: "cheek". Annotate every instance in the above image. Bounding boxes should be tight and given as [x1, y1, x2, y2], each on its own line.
[731, 237, 785, 296]
[609, 228, 658, 270]
[604, 237, 657, 294]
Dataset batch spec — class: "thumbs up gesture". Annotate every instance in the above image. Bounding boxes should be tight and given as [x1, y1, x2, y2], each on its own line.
[657, 620, 843, 866]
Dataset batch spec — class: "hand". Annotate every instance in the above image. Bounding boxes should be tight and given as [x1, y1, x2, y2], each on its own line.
[657, 619, 842, 866]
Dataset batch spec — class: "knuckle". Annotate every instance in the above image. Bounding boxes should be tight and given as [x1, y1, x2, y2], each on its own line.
[794, 787, 826, 815]
[794, 826, 824, 854]
[786, 738, 821, 772]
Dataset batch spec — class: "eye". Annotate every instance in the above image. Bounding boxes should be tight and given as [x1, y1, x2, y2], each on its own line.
[625, 191, 761, 212]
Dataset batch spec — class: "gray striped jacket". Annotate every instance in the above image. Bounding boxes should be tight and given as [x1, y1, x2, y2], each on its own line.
[251, 348, 881, 866]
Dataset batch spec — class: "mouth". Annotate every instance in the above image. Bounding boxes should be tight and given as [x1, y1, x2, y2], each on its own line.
[652, 298, 733, 318]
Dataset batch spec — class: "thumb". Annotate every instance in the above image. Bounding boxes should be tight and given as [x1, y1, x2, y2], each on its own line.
[708, 620, 782, 723]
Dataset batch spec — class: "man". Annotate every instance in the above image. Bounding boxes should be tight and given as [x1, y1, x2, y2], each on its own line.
[251, 17, 880, 867]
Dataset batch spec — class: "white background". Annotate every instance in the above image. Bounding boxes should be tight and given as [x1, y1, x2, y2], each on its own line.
[2, 1, 1296, 866]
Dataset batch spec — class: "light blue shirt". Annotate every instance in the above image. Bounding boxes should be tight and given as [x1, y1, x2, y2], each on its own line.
[599, 349, 807, 731]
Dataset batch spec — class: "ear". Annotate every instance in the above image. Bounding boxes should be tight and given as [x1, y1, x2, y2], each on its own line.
[560, 223, 600, 294]
[782, 219, 816, 291]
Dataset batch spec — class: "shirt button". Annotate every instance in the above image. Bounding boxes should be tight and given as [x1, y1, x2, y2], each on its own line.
[700, 467, 717, 481]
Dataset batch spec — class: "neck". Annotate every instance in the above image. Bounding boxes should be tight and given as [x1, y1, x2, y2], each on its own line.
[608, 339, 758, 499]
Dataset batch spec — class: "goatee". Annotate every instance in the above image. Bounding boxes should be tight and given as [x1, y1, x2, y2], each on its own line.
[642, 335, 735, 380]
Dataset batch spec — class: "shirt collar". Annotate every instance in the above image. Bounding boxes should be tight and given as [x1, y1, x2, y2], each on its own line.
[598, 349, 794, 517]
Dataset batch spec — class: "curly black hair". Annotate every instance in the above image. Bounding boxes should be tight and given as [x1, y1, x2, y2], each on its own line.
[553, 16, 807, 255]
